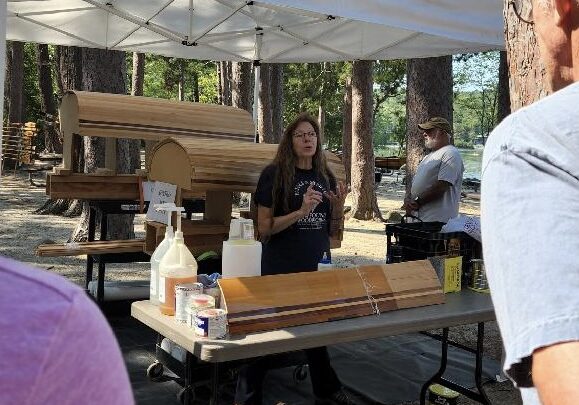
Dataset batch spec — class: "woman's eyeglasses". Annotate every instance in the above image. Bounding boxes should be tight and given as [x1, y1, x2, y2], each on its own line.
[293, 131, 317, 139]
[509, 0, 533, 25]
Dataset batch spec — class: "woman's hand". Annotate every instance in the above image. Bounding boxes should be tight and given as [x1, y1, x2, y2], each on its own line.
[298, 183, 323, 218]
[324, 181, 348, 213]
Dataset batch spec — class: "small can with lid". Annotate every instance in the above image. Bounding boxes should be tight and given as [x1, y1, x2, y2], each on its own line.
[195, 308, 228, 339]
[186, 294, 216, 328]
[175, 282, 204, 323]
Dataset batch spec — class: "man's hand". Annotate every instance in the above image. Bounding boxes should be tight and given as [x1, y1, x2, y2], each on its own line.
[298, 183, 323, 218]
[402, 196, 418, 214]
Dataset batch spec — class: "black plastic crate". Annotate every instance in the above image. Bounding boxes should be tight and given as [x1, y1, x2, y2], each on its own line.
[385, 221, 481, 272]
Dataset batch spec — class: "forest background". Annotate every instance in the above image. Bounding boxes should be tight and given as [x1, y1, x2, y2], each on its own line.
[6, 46, 500, 155]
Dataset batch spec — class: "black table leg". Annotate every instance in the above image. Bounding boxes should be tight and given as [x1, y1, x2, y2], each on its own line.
[420, 324, 491, 405]
[210, 363, 220, 405]
[97, 258, 106, 304]
[420, 328, 449, 405]
[85, 206, 97, 291]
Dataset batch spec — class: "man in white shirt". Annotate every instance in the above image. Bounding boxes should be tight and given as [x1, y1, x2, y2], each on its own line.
[403, 117, 464, 222]
[481, 1, 579, 404]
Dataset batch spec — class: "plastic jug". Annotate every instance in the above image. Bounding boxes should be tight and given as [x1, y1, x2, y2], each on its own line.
[159, 207, 198, 315]
[149, 203, 176, 305]
[222, 219, 262, 278]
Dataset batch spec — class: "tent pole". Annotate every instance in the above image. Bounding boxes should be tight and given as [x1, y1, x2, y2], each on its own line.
[252, 61, 260, 142]
[0, 0, 6, 181]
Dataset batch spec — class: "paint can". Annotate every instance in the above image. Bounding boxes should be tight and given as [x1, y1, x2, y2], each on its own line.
[174, 282, 204, 323]
[195, 308, 228, 339]
[428, 384, 459, 405]
[186, 294, 216, 328]
[468, 259, 489, 292]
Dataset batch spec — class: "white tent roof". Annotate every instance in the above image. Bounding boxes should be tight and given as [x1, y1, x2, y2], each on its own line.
[6, 0, 504, 62]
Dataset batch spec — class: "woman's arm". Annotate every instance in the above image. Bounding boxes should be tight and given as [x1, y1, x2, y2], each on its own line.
[258, 183, 322, 238]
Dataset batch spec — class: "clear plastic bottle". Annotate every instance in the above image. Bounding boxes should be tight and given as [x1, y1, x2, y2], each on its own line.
[159, 208, 198, 316]
[150, 205, 175, 305]
[317, 252, 333, 271]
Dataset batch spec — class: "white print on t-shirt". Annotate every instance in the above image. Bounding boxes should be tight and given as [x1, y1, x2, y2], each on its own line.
[294, 180, 329, 230]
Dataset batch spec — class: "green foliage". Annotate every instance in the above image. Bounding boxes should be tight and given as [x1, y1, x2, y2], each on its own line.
[140, 55, 218, 103]
[283, 62, 349, 149]
[453, 52, 500, 147]
[373, 94, 406, 156]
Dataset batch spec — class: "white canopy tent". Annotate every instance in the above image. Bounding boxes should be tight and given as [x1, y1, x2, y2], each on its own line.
[0, 0, 504, 176]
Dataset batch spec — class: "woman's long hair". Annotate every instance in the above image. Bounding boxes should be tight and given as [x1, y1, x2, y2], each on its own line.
[271, 113, 334, 214]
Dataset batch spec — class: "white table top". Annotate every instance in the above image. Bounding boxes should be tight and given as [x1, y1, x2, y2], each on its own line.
[131, 290, 494, 363]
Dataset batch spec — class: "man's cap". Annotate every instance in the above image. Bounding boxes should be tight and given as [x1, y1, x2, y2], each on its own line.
[418, 117, 451, 133]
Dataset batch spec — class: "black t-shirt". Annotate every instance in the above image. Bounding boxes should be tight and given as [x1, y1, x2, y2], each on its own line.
[255, 164, 336, 275]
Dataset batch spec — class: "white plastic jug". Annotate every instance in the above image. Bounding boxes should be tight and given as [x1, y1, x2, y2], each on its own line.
[159, 208, 198, 315]
[150, 204, 175, 305]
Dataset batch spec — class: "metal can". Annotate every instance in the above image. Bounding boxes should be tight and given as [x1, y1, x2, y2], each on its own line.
[469, 259, 489, 291]
[175, 282, 204, 323]
[195, 308, 227, 339]
[186, 294, 216, 328]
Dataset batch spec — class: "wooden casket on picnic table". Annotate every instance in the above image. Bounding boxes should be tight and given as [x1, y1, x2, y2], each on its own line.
[145, 137, 346, 254]
[218, 260, 445, 335]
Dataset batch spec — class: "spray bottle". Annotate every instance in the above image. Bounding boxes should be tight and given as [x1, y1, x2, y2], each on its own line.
[149, 203, 176, 305]
[158, 207, 198, 315]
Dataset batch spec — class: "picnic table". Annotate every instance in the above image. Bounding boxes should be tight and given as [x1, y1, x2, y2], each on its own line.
[132, 289, 495, 405]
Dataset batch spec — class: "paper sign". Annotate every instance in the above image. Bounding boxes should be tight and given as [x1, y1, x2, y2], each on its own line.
[142, 181, 156, 202]
[146, 181, 177, 224]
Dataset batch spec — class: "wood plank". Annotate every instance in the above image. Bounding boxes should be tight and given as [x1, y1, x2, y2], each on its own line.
[219, 261, 444, 335]
[37, 239, 145, 257]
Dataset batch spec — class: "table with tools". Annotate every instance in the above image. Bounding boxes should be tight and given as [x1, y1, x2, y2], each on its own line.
[132, 289, 495, 405]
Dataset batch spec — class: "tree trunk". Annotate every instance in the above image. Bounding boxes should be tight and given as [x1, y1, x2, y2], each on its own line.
[36, 44, 61, 154]
[191, 71, 200, 102]
[350, 61, 381, 220]
[131, 52, 145, 96]
[270, 64, 284, 142]
[258, 63, 274, 143]
[342, 76, 353, 186]
[178, 60, 185, 101]
[36, 44, 57, 116]
[231, 62, 252, 113]
[405, 56, 452, 193]
[505, 7, 549, 110]
[37, 46, 84, 217]
[219, 61, 232, 106]
[8, 41, 24, 125]
[70, 49, 135, 242]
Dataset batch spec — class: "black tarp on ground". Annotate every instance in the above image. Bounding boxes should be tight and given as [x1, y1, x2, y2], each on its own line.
[114, 315, 500, 405]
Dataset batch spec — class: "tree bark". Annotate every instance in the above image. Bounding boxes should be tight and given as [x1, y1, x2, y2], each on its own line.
[350, 61, 381, 220]
[496, 50, 511, 124]
[8, 41, 24, 125]
[191, 71, 200, 102]
[36, 44, 57, 116]
[36, 44, 61, 154]
[258, 63, 274, 143]
[504, 5, 549, 110]
[57, 46, 83, 92]
[219, 61, 232, 106]
[342, 76, 353, 186]
[231, 62, 252, 113]
[71, 49, 136, 242]
[270, 64, 284, 142]
[405, 56, 452, 193]
[131, 52, 145, 96]
[178, 60, 185, 101]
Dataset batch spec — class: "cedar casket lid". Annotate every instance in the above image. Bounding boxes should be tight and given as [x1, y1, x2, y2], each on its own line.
[219, 260, 444, 335]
